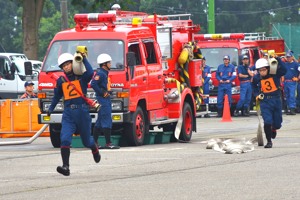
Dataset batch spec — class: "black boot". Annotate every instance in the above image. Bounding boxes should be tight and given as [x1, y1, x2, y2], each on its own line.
[264, 124, 273, 148]
[57, 165, 70, 176]
[217, 109, 223, 118]
[57, 147, 70, 176]
[93, 126, 101, 146]
[91, 145, 101, 163]
[243, 108, 250, 117]
[102, 128, 120, 149]
[233, 109, 239, 117]
[290, 108, 296, 115]
[264, 142, 273, 148]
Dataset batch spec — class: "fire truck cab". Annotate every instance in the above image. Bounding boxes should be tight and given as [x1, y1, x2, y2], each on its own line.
[37, 6, 204, 147]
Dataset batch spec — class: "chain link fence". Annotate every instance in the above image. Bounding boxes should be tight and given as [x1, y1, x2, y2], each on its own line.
[272, 23, 300, 58]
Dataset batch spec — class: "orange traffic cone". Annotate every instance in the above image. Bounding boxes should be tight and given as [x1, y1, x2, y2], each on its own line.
[221, 94, 232, 122]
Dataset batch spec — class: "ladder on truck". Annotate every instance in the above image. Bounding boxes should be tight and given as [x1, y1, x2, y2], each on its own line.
[243, 32, 279, 41]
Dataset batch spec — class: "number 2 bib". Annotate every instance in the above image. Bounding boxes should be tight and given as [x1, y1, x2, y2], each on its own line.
[260, 77, 277, 93]
[62, 80, 83, 100]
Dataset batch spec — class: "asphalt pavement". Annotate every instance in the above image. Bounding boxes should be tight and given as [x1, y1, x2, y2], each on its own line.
[0, 113, 300, 200]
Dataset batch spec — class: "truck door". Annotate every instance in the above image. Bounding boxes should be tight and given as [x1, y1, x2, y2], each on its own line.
[142, 40, 164, 110]
[0, 57, 19, 99]
[128, 42, 148, 109]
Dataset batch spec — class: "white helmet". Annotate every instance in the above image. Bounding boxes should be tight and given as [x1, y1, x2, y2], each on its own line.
[255, 58, 269, 69]
[58, 53, 73, 68]
[97, 53, 112, 65]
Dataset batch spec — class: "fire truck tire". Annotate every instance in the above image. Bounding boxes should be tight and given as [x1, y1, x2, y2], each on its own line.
[179, 103, 193, 141]
[125, 106, 148, 146]
[50, 124, 61, 148]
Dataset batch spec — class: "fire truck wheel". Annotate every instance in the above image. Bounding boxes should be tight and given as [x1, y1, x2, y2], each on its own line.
[125, 106, 148, 146]
[50, 124, 61, 148]
[179, 103, 193, 141]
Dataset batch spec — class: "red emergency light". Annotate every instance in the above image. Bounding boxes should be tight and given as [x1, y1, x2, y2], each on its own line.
[196, 33, 245, 40]
[74, 13, 116, 24]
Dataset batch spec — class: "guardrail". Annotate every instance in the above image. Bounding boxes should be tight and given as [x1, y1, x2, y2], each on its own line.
[0, 99, 49, 138]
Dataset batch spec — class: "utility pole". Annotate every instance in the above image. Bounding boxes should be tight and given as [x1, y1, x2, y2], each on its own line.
[208, 0, 215, 33]
[60, 0, 68, 30]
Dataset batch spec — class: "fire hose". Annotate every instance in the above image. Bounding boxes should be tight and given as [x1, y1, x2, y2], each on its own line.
[0, 124, 49, 146]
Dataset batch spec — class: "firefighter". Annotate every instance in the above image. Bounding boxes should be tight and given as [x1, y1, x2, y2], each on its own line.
[20, 81, 37, 99]
[252, 57, 287, 148]
[234, 55, 253, 117]
[47, 53, 101, 176]
[216, 55, 236, 117]
[91, 53, 120, 149]
[202, 57, 211, 113]
[283, 52, 299, 115]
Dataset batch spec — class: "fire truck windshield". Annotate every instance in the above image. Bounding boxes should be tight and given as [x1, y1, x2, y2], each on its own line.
[42, 40, 124, 72]
[201, 48, 239, 71]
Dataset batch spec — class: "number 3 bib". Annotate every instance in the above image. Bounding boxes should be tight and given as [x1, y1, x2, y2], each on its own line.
[260, 77, 277, 93]
[62, 80, 83, 100]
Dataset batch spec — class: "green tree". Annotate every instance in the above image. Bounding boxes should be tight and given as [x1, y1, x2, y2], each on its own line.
[214, 0, 300, 34]
[140, 0, 207, 32]
[22, 0, 45, 60]
[0, 1, 21, 52]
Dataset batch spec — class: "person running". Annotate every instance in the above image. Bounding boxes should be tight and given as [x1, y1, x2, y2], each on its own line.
[48, 52, 101, 176]
[252, 56, 287, 148]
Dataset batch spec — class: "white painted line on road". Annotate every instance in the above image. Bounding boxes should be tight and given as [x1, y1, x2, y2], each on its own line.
[75, 147, 184, 153]
[136, 157, 181, 160]
[37, 171, 57, 174]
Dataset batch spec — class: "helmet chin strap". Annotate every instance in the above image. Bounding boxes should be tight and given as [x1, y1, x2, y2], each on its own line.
[65, 69, 74, 75]
[103, 64, 110, 71]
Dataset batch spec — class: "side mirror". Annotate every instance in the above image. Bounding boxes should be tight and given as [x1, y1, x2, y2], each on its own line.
[10, 62, 16, 73]
[126, 52, 136, 79]
[24, 61, 33, 75]
[126, 52, 136, 67]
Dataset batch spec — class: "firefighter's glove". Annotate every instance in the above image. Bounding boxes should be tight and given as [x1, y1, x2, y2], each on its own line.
[292, 77, 298, 82]
[103, 92, 110, 98]
[76, 46, 88, 57]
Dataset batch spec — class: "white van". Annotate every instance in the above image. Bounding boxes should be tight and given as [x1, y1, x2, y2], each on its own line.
[0, 53, 38, 99]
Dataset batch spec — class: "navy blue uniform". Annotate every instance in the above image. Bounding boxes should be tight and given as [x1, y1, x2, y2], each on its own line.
[48, 57, 95, 148]
[91, 68, 112, 129]
[252, 58, 287, 144]
[283, 61, 299, 110]
[216, 63, 236, 110]
[202, 64, 211, 104]
[236, 64, 252, 111]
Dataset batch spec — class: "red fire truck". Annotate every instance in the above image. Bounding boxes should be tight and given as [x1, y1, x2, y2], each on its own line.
[35, 6, 205, 147]
[195, 33, 285, 113]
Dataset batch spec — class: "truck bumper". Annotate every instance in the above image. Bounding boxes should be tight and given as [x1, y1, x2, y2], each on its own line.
[38, 111, 132, 124]
[208, 94, 240, 111]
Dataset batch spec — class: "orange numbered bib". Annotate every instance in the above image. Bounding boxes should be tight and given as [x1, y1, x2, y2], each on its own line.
[62, 80, 83, 100]
[260, 77, 277, 93]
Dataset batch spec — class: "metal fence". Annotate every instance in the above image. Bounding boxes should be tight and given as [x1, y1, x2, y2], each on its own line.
[272, 23, 300, 58]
